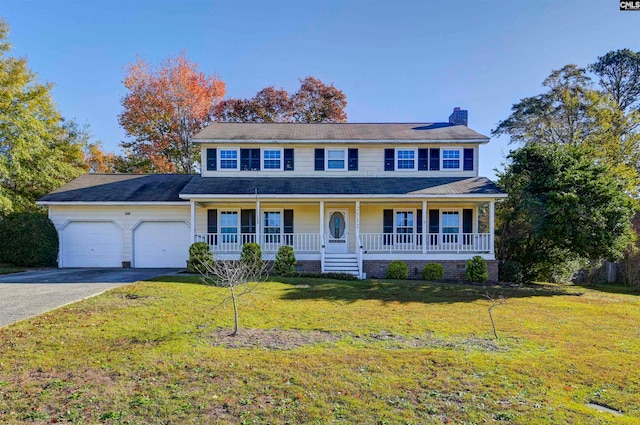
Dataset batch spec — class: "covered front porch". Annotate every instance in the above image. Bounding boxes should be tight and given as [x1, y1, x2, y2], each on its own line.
[189, 198, 497, 278]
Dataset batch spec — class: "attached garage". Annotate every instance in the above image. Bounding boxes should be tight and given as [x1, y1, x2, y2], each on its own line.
[133, 221, 191, 268]
[61, 221, 123, 267]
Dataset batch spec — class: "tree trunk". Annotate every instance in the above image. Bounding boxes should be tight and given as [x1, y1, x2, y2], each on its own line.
[230, 285, 239, 337]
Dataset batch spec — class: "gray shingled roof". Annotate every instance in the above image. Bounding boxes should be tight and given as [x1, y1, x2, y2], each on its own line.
[192, 122, 489, 142]
[38, 174, 193, 202]
[38, 174, 505, 203]
[180, 176, 504, 197]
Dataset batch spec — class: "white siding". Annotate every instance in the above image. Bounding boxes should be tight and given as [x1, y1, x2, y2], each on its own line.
[201, 144, 478, 178]
[49, 205, 190, 265]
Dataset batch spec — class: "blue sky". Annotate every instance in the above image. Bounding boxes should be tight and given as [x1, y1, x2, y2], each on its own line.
[2, 0, 639, 178]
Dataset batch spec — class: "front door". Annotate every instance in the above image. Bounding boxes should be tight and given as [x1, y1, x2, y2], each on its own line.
[326, 209, 348, 253]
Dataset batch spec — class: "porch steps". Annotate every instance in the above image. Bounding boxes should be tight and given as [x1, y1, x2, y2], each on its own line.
[324, 254, 360, 276]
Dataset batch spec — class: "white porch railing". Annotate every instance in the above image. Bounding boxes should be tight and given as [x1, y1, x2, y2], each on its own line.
[194, 233, 321, 253]
[195, 232, 491, 254]
[360, 233, 491, 253]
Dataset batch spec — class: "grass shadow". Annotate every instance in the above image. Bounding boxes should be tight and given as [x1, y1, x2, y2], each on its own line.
[276, 277, 579, 304]
[574, 281, 639, 296]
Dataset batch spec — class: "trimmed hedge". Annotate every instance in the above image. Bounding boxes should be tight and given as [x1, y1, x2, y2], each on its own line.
[466, 256, 488, 283]
[187, 242, 213, 273]
[240, 242, 262, 269]
[0, 212, 58, 267]
[274, 245, 297, 276]
[386, 260, 408, 279]
[422, 263, 444, 281]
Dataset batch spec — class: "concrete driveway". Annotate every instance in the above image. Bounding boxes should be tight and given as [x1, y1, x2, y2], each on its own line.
[0, 268, 180, 328]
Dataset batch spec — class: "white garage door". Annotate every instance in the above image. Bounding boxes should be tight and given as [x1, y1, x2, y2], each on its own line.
[62, 221, 123, 267]
[133, 221, 190, 268]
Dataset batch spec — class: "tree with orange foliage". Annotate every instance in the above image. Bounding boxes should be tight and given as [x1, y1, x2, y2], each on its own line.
[119, 52, 226, 173]
[215, 77, 346, 123]
[292, 76, 347, 123]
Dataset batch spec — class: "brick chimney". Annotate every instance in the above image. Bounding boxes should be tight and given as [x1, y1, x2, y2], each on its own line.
[448, 107, 468, 126]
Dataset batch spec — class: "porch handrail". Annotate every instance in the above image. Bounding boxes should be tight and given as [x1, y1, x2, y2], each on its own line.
[194, 233, 321, 253]
[360, 233, 491, 253]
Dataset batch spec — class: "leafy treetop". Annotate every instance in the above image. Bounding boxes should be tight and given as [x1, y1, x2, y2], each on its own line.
[0, 19, 87, 215]
[215, 76, 347, 123]
[119, 52, 226, 174]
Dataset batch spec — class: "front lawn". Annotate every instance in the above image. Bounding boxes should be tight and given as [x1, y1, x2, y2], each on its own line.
[0, 278, 638, 424]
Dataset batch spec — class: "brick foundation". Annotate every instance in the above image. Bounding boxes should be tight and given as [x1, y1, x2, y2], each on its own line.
[294, 260, 322, 273]
[363, 259, 499, 283]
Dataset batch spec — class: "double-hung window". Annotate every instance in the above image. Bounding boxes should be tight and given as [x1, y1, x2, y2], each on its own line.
[396, 149, 416, 170]
[326, 149, 346, 170]
[219, 149, 239, 170]
[396, 211, 415, 244]
[263, 211, 282, 244]
[441, 211, 460, 244]
[220, 211, 239, 243]
[442, 149, 462, 170]
[262, 149, 283, 171]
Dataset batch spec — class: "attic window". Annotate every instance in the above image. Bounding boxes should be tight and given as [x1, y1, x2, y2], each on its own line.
[262, 149, 283, 170]
[219, 149, 239, 170]
[442, 149, 461, 170]
[396, 149, 416, 170]
[326, 149, 346, 170]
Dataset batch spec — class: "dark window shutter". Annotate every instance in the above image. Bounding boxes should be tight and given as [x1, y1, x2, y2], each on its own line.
[428, 209, 439, 233]
[314, 149, 325, 171]
[284, 210, 294, 233]
[348, 148, 358, 171]
[429, 148, 440, 171]
[240, 149, 260, 170]
[241, 209, 256, 233]
[207, 209, 218, 233]
[384, 148, 395, 171]
[383, 209, 394, 245]
[418, 149, 429, 170]
[284, 148, 294, 171]
[463, 209, 473, 233]
[463, 148, 474, 171]
[383, 209, 394, 233]
[240, 148, 250, 170]
[206, 148, 217, 171]
[251, 148, 260, 170]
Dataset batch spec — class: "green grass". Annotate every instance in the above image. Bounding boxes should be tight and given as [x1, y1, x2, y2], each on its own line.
[0, 278, 639, 424]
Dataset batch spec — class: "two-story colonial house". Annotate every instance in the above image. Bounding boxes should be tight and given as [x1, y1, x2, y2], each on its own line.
[38, 108, 506, 280]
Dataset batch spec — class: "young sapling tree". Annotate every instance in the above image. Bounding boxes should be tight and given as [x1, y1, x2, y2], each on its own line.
[199, 245, 270, 336]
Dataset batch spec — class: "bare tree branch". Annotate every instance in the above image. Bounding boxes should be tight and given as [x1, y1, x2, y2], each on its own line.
[199, 258, 272, 336]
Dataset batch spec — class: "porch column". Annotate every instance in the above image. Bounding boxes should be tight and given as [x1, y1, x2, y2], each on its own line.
[320, 201, 325, 238]
[422, 200, 427, 254]
[355, 201, 360, 245]
[320, 201, 325, 272]
[190, 200, 195, 244]
[475, 206, 479, 233]
[489, 201, 495, 255]
[255, 200, 261, 246]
